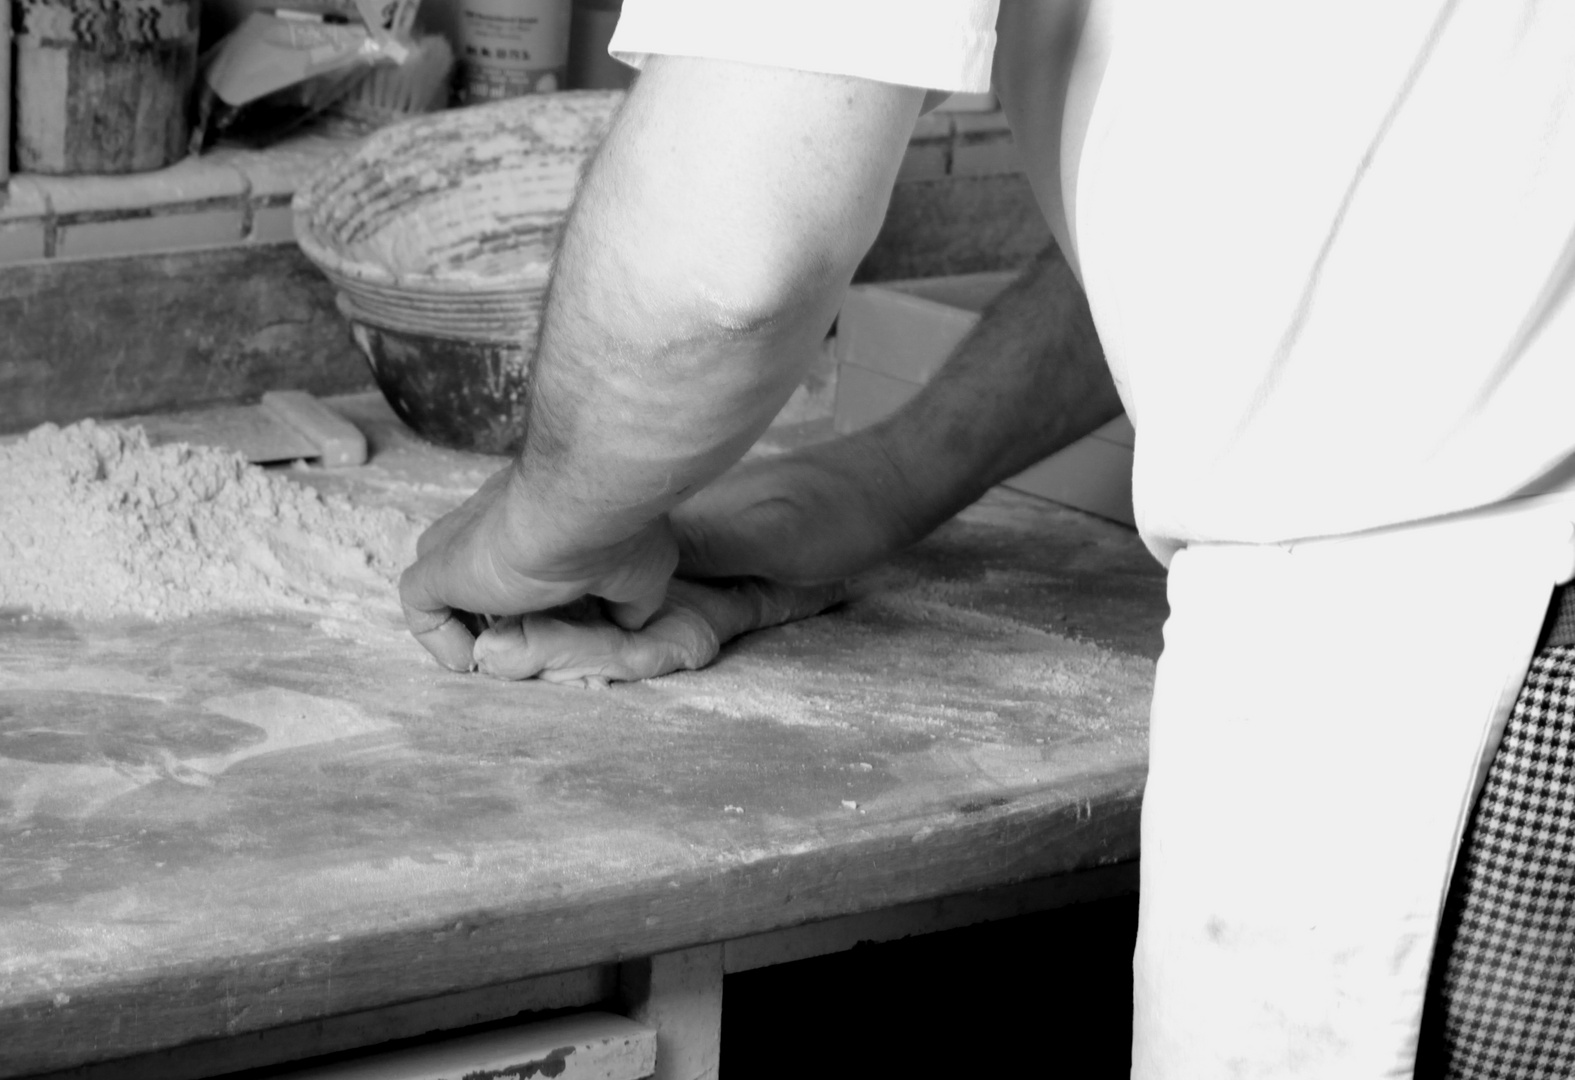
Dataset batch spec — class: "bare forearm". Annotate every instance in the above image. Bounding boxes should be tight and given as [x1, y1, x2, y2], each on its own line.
[510, 58, 922, 554]
[667, 241, 1121, 586]
[861, 240, 1122, 543]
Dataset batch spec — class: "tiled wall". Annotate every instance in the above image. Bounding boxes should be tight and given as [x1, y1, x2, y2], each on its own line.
[900, 107, 1022, 183]
[0, 108, 1021, 268]
[0, 108, 1030, 432]
[0, 135, 355, 265]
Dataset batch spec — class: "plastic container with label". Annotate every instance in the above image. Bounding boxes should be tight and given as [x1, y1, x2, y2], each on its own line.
[458, 0, 570, 101]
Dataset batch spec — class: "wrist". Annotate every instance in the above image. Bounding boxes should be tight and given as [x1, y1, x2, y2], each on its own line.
[837, 428, 931, 552]
[493, 463, 666, 582]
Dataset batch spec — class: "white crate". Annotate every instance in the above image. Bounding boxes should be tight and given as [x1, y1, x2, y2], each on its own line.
[281, 1013, 656, 1080]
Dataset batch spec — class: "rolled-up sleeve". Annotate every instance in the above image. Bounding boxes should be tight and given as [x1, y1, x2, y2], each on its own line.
[608, 0, 998, 92]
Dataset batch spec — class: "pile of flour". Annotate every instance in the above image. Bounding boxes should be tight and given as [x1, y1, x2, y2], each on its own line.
[0, 421, 421, 622]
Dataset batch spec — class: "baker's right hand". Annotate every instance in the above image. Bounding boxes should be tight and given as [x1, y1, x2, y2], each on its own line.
[399, 464, 679, 672]
[671, 435, 920, 586]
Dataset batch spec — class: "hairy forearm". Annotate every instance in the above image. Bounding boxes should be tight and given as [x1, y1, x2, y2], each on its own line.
[509, 57, 921, 557]
[516, 250, 836, 557]
[860, 240, 1123, 543]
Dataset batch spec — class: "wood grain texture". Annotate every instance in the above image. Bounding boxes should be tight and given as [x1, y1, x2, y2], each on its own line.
[282, 1013, 656, 1080]
[0, 1, 10, 188]
[0, 402, 1164, 1076]
[13, 0, 198, 175]
[721, 862, 1138, 974]
[0, 169, 1033, 437]
[620, 947, 723, 1080]
[24, 968, 619, 1080]
[0, 245, 372, 435]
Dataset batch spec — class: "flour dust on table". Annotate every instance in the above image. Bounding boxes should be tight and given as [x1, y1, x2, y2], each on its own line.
[0, 421, 421, 622]
[0, 419, 845, 685]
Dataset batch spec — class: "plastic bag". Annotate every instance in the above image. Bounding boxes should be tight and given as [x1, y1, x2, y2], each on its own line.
[192, 0, 421, 149]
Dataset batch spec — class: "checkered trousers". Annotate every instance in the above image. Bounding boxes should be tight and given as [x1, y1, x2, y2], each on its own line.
[1418, 642, 1575, 1078]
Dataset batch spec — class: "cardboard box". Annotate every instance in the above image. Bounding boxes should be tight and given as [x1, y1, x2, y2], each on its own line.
[833, 273, 1135, 526]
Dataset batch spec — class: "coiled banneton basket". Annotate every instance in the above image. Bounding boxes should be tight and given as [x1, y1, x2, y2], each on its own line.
[293, 90, 626, 454]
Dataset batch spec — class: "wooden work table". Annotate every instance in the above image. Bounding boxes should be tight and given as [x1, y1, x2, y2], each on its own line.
[0, 398, 1166, 1079]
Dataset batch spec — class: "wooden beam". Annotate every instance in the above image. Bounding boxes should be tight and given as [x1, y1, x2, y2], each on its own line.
[0, 245, 372, 434]
[620, 947, 724, 1080]
[723, 862, 1138, 974]
[277, 1013, 656, 1080]
[26, 967, 617, 1080]
[3, 781, 1145, 1078]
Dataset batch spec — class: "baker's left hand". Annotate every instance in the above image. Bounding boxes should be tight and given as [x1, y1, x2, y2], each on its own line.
[399, 464, 679, 673]
[471, 577, 848, 687]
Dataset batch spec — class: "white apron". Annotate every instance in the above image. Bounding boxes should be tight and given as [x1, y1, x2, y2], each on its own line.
[1132, 498, 1575, 1077]
[995, 2, 1575, 1068]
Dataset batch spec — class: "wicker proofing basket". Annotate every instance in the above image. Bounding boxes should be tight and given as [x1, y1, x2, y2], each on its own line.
[293, 90, 625, 452]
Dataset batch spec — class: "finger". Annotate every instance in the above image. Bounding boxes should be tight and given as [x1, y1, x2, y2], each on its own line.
[671, 505, 750, 580]
[472, 616, 545, 680]
[603, 584, 668, 631]
[666, 578, 848, 644]
[747, 578, 851, 628]
[597, 520, 680, 629]
[401, 602, 478, 672]
[414, 514, 458, 560]
[475, 612, 645, 683]
[475, 605, 718, 684]
[399, 563, 477, 672]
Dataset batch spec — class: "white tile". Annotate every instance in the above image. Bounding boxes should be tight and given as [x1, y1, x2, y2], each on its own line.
[910, 111, 954, 141]
[897, 143, 948, 182]
[832, 363, 921, 435]
[248, 202, 298, 244]
[881, 272, 1018, 311]
[935, 91, 998, 113]
[1005, 437, 1135, 526]
[0, 178, 51, 263]
[0, 177, 50, 222]
[952, 137, 1022, 177]
[769, 336, 839, 427]
[1090, 413, 1135, 448]
[836, 275, 1016, 383]
[0, 220, 47, 263]
[208, 132, 362, 200]
[951, 109, 1012, 134]
[39, 155, 246, 215]
[55, 208, 245, 259]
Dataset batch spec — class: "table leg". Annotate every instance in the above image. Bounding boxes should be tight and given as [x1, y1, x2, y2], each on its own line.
[620, 944, 725, 1080]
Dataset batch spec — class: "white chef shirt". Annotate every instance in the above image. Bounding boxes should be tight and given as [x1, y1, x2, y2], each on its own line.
[607, 5, 1575, 1076]
[609, 0, 996, 95]
[610, 1, 1575, 567]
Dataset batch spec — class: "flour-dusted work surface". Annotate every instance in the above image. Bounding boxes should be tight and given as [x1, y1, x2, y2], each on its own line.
[0, 395, 1165, 1077]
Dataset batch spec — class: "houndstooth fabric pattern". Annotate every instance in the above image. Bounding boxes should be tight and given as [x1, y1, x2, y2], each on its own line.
[1421, 644, 1575, 1079]
[1544, 585, 1575, 650]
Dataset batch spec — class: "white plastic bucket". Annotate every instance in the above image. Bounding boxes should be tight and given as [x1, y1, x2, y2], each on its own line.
[458, 0, 570, 101]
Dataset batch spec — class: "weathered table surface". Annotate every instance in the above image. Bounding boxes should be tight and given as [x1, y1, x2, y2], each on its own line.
[0, 399, 1166, 1077]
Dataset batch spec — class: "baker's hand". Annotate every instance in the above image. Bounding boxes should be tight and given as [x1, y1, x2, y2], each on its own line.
[400, 465, 678, 672]
[472, 577, 848, 687]
[671, 436, 918, 585]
